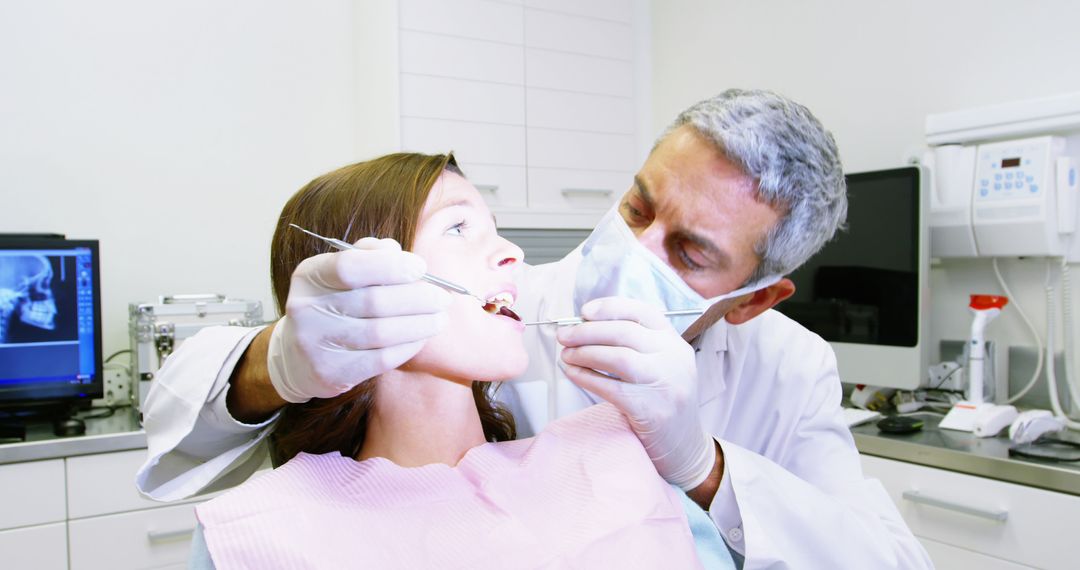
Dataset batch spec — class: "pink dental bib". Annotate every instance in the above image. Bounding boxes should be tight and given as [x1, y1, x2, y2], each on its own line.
[197, 403, 702, 569]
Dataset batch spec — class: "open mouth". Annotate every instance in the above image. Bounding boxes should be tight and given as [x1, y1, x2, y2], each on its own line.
[483, 292, 521, 322]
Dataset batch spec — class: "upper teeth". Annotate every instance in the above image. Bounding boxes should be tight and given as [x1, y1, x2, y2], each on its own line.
[486, 292, 515, 307]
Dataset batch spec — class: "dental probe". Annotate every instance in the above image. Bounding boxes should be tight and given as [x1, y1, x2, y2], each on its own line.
[524, 308, 706, 326]
[287, 224, 486, 303]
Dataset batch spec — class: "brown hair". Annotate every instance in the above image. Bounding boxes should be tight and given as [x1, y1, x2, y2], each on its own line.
[268, 153, 515, 466]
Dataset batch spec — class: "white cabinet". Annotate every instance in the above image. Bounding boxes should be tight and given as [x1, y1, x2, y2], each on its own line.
[0, 522, 68, 570]
[68, 502, 199, 570]
[862, 454, 1078, 569]
[397, 0, 647, 228]
[0, 458, 66, 529]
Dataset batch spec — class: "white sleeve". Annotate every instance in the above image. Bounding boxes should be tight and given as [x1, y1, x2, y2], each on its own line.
[706, 348, 932, 569]
[136, 325, 279, 502]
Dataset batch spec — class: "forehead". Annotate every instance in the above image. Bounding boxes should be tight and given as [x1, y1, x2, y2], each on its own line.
[643, 125, 758, 207]
[421, 171, 486, 218]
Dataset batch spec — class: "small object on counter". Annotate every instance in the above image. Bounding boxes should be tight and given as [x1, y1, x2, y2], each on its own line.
[876, 416, 924, 435]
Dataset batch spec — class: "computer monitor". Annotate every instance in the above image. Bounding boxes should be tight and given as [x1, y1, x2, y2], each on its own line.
[774, 167, 929, 390]
[0, 236, 103, 407]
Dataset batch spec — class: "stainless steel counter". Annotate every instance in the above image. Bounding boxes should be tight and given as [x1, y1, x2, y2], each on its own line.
[0, 406, 146, 465]
[852, 411, 1080, 496]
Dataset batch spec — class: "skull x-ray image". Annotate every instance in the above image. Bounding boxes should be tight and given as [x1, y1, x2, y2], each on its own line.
[0, 254, 76, 344]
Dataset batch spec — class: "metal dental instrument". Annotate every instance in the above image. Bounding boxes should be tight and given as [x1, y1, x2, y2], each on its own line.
[524, 308, 706, 326]
[288, 224, 486, 303]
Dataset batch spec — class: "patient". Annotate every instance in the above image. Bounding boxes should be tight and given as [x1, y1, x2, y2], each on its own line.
[191, 153, 731, 569]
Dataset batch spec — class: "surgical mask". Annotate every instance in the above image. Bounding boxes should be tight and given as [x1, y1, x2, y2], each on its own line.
[574, 207, 782, 334]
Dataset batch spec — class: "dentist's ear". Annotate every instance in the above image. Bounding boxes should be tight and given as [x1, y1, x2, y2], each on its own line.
[723, 278, 796, 325]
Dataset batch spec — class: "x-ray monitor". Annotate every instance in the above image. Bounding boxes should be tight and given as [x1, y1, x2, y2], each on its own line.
[773, 167, 929, 390]
[0, 237, 103, 405]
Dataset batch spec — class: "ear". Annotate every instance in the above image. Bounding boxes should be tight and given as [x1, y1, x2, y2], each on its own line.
[724, 278, 796, 325]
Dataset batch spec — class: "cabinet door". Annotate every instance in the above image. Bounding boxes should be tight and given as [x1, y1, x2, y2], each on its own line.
[69, 502, 200, 570]
[0, 522, 67, 570]
[0, 458, 66, 529]
[918, 535, 1035, 569]
[67, 448, 182, 518]
[862, 454, 1080, 569]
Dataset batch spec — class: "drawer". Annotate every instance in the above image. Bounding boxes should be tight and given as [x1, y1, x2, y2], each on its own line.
[401, 74, 525, 125]
[402, 117, 526, 166]
[401, 0, 523, 44]
[0, 458, 65, 529]
[68, 502, 200, 570]
[862, 454, 1080, 569]
[0, 522, 67, 570]
[68, 448, 190, 519]
[527, 167, 629, 211]
[400, 30, 524, 85]
[526, 129, 637, 171]
[523, 0, 632, 23]
[918, 535, 1034, 569]
[524, 8, 632, 60]
[526, 88, 635, 134]
[526, 48, 633, 97]
[457, 163, 527, 209]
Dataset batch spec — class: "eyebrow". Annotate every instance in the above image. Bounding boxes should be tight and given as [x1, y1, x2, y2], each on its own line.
[431, 198, 497, 223]
[633, 175, 731, 270]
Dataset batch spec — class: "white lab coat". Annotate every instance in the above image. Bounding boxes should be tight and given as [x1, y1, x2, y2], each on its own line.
[137, 250, 931, 569]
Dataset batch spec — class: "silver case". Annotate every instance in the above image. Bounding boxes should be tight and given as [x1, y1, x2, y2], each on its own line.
[129, 294, 264, 407]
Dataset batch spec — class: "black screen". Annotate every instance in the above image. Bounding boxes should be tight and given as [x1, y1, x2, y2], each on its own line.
[774, 167, 919, 347]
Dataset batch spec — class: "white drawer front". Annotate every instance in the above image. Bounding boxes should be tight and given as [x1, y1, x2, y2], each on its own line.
[69, 502, 200, 570]
[401, 31, 524, 85]
[0, 522, 67, 570]
[458, 163, 527, 209]
[527, 167, 629, 211]
[919, 535, 1034, 569]
[402, 117, 526, 167]
[862, 455, 1080, 570]
[0, 458, 65, 529]
[527, 88, 634, 134]
[525, 48, 632, 97]
[401, 0, 523, 44]
[527, 129, 636, 171]
[523, 0, 632, 23]
[67, 448, 167, 519]
[401, 74, 525, 125]
[524, 9, 632, 60]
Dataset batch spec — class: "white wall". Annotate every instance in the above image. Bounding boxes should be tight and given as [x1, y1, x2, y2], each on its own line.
[652, 0, 1080, 385]
[0, 0, 400, 355]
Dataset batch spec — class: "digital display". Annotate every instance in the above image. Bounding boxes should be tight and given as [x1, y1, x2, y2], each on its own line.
[1002, 157, 1021, 168]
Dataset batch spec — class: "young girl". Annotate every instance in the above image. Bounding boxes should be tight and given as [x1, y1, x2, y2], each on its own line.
[191, 153, 731, 569]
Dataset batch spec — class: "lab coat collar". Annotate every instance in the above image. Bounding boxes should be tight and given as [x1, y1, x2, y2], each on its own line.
[694, 318, 730, 405]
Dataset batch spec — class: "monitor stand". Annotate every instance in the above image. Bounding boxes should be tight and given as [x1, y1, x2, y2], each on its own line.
[51, 403, 87, 437]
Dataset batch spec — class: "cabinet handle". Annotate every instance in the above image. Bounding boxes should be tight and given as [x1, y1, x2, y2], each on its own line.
[475, 184, 499, 193]
[147, 527, 196, 543]
[561, 188, 613, 197]
[901, 490, 1008, 522]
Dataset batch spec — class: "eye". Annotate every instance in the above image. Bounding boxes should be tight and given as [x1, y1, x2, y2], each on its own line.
[446, 220, 468, 236]
[676, 242, 706, 271]
[621, 200, 648, 225]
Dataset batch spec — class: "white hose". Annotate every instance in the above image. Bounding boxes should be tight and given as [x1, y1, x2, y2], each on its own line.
[1061, 259, 1080, 409]
[992, 258, 1044, 403]
[1044, 261, 1080, 429]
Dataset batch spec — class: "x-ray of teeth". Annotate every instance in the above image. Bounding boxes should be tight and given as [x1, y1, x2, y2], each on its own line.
[0, 255, 59, 343]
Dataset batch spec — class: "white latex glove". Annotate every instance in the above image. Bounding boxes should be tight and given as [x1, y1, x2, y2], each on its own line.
[556, 296, 716, 491]
[268, 237, 451, 402]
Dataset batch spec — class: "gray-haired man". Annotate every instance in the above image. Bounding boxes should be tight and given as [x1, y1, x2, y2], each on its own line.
[139, 90, 931, 568]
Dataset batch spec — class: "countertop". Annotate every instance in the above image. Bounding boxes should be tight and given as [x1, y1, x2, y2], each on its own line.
[852, 411, 1080, 496]
[0, 406, 146, 465]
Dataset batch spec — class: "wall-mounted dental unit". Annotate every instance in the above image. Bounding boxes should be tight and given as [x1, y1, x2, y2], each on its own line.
[924, 92, 1080, 259]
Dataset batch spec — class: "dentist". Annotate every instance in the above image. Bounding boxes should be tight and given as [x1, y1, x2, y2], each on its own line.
[138, 90, 930, 568]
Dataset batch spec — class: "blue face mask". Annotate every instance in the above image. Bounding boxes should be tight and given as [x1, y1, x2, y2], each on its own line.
[574, 207, 781, 334]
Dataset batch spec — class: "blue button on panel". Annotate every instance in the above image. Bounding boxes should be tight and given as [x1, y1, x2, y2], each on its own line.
[1027, 175, 1034, 183]
[1071, 169, 1076, 186]
[1016, 181, 1024, 189]
[1006, 182, 1013, 189]
[1006, 172, 1014, 180]
[995, 173, 1003, 180]
[995, 183, 1003, 190]
[980, 188, 989, 197]
[981, 179, 989, 186]
[1015, 171, 1024, 178]
[1031, 184, 1039, 193]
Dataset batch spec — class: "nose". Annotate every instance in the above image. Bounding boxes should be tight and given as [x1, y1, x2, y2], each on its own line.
[635, 220, 669, 263]
[491, 235, 524, 268]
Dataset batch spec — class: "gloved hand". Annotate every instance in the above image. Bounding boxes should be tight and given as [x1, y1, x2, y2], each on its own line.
[556, 296, 716, 490]
[268, 237, 451, 402]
